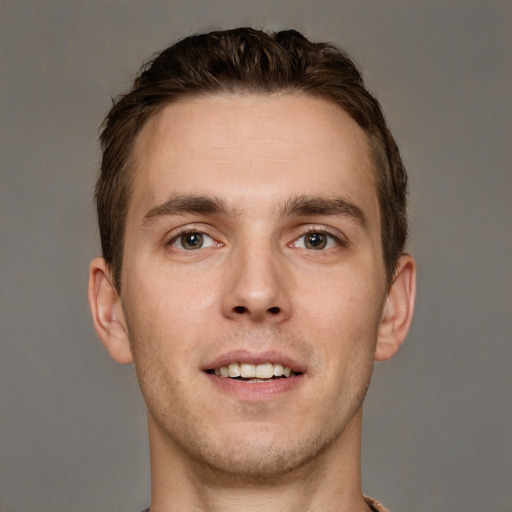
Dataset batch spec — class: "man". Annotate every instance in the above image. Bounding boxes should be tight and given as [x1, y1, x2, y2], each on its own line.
[88, 28, 416, 512]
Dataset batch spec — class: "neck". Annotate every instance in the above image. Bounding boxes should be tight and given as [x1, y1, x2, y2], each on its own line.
[147, 409, 370, 512]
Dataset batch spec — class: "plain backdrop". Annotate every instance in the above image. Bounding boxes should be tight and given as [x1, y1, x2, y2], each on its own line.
[1, 1, 510, 511]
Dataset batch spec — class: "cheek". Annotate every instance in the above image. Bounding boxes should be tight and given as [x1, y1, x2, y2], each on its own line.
[298, 268, 384, 328]
[295, 269, 384, 369]
[121, 265, 221, 378]
[124, 259, 218, 323]
[122, 288, 197, 417]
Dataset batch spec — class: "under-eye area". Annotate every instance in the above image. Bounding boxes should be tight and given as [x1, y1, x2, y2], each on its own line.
[206, 362, 301, 382]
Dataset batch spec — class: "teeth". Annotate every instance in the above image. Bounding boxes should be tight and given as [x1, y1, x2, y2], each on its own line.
[256, 363, 273, 379]
[212, 362, 295, 379]
[228, 363, 241, 378]
[240, 363, 255, 378]
[273, 363, 284, 377]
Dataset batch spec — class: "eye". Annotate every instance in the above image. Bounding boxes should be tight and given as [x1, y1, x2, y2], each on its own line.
[293, 231, 339, 250]
[169, 231, 215, 250]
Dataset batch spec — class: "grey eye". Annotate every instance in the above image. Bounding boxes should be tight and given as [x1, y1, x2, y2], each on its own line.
[304, 233, 328, 250]
[170, 232, 215, 250]
[291, 231, 339, 251]
[181, 232, 204, 249]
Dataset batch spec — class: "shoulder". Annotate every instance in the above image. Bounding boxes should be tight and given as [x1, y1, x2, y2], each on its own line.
[365, 496, 391, 512]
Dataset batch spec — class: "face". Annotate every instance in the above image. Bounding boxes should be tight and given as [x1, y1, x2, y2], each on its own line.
[118, 94, 389, 475]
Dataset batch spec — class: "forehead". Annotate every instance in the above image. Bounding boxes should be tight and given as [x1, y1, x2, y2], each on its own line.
[128, 93, 379, 223]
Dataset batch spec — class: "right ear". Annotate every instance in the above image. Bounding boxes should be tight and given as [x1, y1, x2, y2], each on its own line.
[88, 257, 133, 364]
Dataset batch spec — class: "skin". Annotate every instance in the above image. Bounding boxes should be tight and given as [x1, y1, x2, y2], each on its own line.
[89, 93, 416, 512]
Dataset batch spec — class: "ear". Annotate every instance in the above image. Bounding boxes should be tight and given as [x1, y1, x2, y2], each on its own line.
[88, 257, 133, 364]
[375, 254, 416, 362]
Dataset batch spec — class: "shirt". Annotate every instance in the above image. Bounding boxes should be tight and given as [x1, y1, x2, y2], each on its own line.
[141, 496, 390, 511]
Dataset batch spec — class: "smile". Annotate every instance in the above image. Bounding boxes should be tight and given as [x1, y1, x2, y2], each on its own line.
[207, 362, 299, 381]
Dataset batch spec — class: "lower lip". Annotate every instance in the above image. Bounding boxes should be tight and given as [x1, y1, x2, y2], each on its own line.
[204, 372, 304, 401]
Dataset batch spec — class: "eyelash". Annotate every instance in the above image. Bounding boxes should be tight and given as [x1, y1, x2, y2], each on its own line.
[291, 227, 346, 250]
[164, 226, 347, 252]
[166, 227, 219, 251]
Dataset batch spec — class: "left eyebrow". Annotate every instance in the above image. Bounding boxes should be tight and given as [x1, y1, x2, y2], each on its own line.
[279, 195, 369, 230]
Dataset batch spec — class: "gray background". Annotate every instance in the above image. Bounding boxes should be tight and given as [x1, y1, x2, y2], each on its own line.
[1, 1, 510, 511]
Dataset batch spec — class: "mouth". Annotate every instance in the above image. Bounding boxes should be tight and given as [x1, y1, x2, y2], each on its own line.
[206, 362, 301, 383]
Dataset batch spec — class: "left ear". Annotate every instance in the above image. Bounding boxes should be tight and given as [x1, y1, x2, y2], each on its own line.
[375, 254, 416, 361]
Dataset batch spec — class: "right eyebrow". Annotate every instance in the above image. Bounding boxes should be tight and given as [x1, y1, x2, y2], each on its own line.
[142, 194, 234, 226]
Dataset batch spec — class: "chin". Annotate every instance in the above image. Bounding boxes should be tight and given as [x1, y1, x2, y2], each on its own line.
[170, 420, 347, 479]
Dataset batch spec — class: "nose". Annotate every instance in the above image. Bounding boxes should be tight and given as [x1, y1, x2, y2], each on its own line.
[221, 239, 292, 323]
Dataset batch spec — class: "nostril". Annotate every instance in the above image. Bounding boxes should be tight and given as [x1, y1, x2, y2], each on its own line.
[232, 305, 281, 315]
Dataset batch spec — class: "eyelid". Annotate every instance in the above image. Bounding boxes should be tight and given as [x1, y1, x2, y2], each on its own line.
[170, 232, 215, 250]
[291, 225, 348, 247]
[165, 224, 221, 248]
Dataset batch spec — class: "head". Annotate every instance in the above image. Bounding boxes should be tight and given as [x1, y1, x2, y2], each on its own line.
[89, 28, 415, 481]
[96, 28, 407, 292]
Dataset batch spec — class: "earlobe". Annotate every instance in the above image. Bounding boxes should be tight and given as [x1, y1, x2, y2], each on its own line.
[375, 254, 416, 362]
[88, 257, 133, 365]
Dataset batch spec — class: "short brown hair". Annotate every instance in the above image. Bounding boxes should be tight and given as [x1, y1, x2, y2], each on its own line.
[97, 27, 408, 290]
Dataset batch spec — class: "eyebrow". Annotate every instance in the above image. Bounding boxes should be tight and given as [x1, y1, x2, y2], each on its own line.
[279, 195, 368, 229]
[142, 193, 368, 229]
[142, 194, 233, 225]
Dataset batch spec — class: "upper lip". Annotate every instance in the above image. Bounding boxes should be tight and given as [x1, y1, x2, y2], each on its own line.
[204, 350, 306, 373]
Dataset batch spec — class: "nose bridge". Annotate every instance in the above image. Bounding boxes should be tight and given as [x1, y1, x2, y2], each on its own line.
[222, 233, 291, 322]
